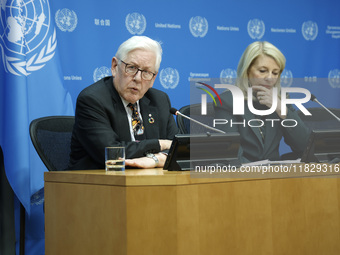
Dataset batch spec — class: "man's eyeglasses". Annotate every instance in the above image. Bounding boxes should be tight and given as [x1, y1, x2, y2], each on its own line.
[119, 59, 156, 81]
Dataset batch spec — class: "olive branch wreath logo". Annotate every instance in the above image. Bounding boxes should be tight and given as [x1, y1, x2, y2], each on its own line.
[2, 28, 57, 76]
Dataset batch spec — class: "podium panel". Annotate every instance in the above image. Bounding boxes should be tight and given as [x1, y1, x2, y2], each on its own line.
[45, 168, 340, 255]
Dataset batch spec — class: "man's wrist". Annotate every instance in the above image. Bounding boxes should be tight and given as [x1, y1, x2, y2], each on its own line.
[146, 153, 159, 167]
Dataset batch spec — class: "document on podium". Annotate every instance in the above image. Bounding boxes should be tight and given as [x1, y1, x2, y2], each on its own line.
[242, 158, 302, 166]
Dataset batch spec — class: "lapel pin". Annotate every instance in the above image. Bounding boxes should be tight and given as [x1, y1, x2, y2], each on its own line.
[148, 114, 155, 124]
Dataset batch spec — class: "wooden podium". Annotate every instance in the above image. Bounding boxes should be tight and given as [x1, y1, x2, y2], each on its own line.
[45, 167, 340, 255]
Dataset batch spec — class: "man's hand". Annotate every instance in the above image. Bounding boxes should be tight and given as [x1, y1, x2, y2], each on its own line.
[125, 153, 167, 168]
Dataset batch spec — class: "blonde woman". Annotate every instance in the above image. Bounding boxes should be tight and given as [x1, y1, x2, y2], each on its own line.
[215, 41, 310, 163]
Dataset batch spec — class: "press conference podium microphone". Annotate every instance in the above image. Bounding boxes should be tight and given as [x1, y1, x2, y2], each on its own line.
[170, 107, 226, 134]
[310, 94, 340, 122]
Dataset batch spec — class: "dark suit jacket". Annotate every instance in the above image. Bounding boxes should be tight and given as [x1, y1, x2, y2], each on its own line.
[214, 90, 310, 163]
[68, 76, 179, 170]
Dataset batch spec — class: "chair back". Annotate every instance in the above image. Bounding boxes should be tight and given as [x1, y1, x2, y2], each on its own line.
[298, 107, 340, 130]
[177, 103, 215, 134]
[29, 116, 75, 171]
[281, 107, 340, 160]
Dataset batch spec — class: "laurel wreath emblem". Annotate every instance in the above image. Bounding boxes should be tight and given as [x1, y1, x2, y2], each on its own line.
[159, 68, 180, 89]
[189, 16, 208, 38]
[4, 28, 57, 76]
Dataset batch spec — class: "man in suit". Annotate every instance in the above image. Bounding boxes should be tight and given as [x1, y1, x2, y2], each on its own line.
[68, 36, 179, 170]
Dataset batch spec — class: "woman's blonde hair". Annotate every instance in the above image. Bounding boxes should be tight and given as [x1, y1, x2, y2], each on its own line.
[236, 41, 286, 99]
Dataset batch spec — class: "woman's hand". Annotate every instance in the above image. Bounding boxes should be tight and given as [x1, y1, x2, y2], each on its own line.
[252, 85, 287, 119]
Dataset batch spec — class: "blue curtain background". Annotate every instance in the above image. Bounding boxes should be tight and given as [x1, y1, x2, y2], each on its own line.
[1, 0, 339, 254]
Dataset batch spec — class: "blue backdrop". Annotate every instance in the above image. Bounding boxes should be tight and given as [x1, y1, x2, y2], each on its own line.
[1, 0, 340, 254]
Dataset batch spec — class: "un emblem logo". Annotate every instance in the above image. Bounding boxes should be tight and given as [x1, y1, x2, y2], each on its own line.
[328, 69, 340, 88]
[220, 68, 237, 85]
[189, 16, 208, 38]
[159, 68, 179, 89]
[125, 13, 146, 35]
[302, 21, 318, 41]
[281, 70, 293, 87]
[247, 19, 265, 39]
[0, 0, 56, 76]
[93, 66, 111, 82]
[55, 8, 78, 32]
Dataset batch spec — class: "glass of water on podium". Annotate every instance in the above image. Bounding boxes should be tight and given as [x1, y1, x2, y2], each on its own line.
[105, 147, 125, 171]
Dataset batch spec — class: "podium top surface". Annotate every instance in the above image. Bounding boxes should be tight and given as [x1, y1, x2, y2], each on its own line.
[44, 168, 242, 187]
[44, 163, 340, 187]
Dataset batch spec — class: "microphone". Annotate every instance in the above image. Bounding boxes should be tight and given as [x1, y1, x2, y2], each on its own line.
[310, 94, 340, 122]
[170, 107, 226, 134]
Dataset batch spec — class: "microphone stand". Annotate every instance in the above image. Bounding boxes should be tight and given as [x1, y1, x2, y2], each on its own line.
[175, 111, 226, 134]
[311, 95, 340, 122]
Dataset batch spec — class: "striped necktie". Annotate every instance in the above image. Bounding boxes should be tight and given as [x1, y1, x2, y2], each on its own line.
[128, 103, 145, 141]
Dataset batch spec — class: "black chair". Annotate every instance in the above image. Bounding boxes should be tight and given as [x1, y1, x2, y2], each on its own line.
[281, 107, 340, 160]
[176, 102, 215, 134]
[29, 116, 75, 171]
[0, 146, 16, 255]
[19, 116, 74, 255]
[298, 107, 340, 130]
